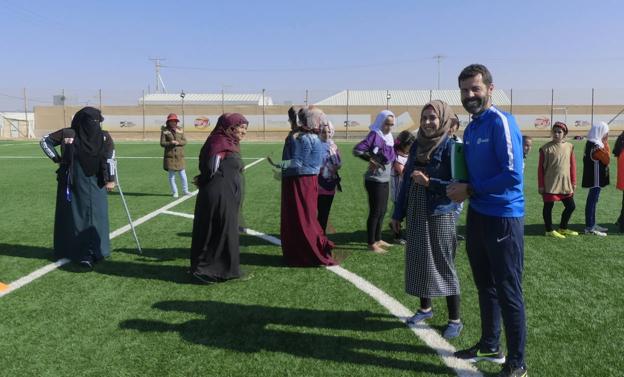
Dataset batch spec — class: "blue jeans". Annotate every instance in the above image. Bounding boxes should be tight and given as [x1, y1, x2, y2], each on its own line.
[168, 169, 189, 195]
[584, 187, 601, 229]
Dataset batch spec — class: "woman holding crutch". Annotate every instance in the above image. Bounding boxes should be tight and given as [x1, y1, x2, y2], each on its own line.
[40, 106, 116, 269]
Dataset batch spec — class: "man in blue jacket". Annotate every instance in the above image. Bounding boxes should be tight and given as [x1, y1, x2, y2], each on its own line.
[447, 64, 527, 377]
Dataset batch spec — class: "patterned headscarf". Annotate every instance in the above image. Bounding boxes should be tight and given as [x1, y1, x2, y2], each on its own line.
[201, 113, 249, 158]
[415, 100, 454, 164]
[298, 106, 328, 133]
[369, 110, 395, 147]
[320, 120, 338, 156]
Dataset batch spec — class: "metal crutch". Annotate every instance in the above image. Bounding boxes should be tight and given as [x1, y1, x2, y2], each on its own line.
[112, 158, 142, 254]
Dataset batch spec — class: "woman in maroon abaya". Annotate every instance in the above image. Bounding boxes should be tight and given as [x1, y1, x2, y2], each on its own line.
[190, 113, 249, 283]
[273, 107, 337, 267]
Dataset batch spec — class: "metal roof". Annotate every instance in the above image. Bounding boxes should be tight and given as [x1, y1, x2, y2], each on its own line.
[140, 93, 273, 106]
[314, 89, 510, 107]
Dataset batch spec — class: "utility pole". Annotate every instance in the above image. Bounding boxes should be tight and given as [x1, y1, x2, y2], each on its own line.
[433, 54, 446, 89]
[149, 57, 167, 93]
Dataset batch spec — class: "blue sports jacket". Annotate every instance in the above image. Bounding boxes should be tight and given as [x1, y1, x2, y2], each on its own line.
[463, 106, 524, 217]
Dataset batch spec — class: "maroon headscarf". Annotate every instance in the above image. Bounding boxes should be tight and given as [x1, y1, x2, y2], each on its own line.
[201, 113, 249, 158]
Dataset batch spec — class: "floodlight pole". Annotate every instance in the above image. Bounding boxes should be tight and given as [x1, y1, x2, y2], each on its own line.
[591, 88, 595, 125]
[142, 90, 146, 140]
[221, 88, 225, 114]
[345, 89, 350, 140]
[180, 90, 186, 128]
[62, 88, 67, 128]
[386, 90, 391, 110]
[23, 88, 30, 138]
[510, 88, 514, 114]
[550, 89, 554, 127]
[262, 88, 266, 140]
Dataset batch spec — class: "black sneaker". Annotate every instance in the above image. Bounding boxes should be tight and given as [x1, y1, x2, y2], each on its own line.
[192, 272, 219, 284]
[496, 363, 527, 377]
[78, 260, 94, 270]
[454, 343, 506, 364]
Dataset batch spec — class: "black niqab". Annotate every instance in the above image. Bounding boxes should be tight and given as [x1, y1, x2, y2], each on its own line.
[70, 107, 106, 176]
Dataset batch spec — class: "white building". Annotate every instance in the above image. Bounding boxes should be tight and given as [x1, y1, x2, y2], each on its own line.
[315, 89, 511, 107]
[0, 112, 35, 138]
[139, 93, 273, 106]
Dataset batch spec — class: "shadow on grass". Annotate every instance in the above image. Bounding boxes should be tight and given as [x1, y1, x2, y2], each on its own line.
[115, 246, 284, 268]
[0, 243, 54, 261]
[98, 247, 285, 284]
[114, 247, 187, 261]
[328, 229, 409, 251]
[95, 259, 192, 284]
[109, 191, 172, 197]
[524, 222, 624, 236]
[120, 300, 449, 374]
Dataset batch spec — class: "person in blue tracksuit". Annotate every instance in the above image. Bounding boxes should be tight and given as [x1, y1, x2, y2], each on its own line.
[447, 64, 527, 377]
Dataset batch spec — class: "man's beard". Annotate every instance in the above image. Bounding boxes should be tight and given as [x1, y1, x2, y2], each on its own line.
[462, 96, 487, 115]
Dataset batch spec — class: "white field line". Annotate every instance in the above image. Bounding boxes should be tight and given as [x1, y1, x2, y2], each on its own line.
[327, 266, 482, 377]
[156, 214, 481, 375]
[237, 227, 482, 377]
[1, 158, 264, 298]
[0, 192, 198, 299]
[108, 191, 198, 238]
[0, 142, 38, 147]
[0, 156, 264, 160]
[0, 259, 71, 297]
[162, 210, 195, 220]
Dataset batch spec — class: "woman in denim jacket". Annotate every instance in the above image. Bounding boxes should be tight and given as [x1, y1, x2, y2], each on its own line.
[390, 100, 463, 340]
[274, 107, 337, 267]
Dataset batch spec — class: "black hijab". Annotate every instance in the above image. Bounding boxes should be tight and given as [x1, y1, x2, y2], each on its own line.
[70, 107, 106, 176]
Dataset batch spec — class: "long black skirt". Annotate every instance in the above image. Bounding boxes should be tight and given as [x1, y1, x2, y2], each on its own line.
[190, 155, 242, 280]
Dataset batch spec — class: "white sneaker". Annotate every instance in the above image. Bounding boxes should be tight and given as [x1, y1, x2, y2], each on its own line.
[183, 191, 192, 195]
[584, 227, 607, 236]
[172, 193, 179, 198]
[594, 224, 608, 232]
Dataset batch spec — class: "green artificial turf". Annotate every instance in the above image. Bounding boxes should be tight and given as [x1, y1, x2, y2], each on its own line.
[0, 139, 622, 377]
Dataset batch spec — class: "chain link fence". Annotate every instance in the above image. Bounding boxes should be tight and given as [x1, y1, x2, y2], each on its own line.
[1, 87, 623, 140]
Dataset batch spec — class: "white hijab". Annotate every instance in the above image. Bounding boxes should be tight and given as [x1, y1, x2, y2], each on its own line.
[587, 121, 609, 148]
[321, 121, 338, 156]
[369, 110, 395, 147]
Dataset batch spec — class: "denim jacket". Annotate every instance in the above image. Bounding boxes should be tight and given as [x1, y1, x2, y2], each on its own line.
[392, 135, 459, 219]
[281, 132, 323, 177]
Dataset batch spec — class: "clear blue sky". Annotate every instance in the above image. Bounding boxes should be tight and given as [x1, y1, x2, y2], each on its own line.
[1, 0, 623, 108]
